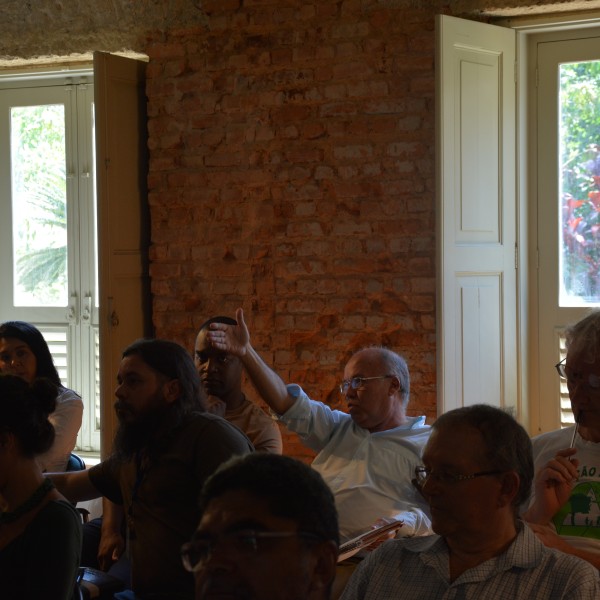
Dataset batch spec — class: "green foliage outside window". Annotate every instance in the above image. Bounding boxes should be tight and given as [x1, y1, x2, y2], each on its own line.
[560, 61, 600, 302]
[11, 105, 67, 305]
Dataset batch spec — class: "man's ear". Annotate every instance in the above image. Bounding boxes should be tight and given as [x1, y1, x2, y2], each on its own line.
[163, 379, 181, 404]
[498, 471, 520, 508]
[388, 376, 401, 396]
[308, 541, 338, 595]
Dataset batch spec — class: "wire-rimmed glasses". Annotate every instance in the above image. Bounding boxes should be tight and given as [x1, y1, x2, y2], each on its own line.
[411, 466, 505, 493]
[555, 357, 600, 390]
[339, 375, 393, 395]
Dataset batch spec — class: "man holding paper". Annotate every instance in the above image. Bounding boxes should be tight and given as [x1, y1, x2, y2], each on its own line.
[205, 308, 432, 543]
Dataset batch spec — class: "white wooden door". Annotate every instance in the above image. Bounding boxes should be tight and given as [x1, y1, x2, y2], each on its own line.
[94, 51, 152, 456]
[436, 16, 518, 416]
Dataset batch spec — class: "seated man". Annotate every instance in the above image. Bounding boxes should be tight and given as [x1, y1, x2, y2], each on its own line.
[195, 316, 282, 453]
[182, 453, 339, 600]
[525, 309, 600, 567]
[341, 404, 600, 599]
[49, 339, 253, 600]
[205, 308, 431, 542]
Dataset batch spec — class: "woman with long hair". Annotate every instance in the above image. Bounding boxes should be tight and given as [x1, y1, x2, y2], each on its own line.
[0, 321, 83, 472]
[0, 374, 82, 598]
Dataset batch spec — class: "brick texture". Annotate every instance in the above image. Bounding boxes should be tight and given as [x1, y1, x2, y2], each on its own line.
[146, 0, 437, 458]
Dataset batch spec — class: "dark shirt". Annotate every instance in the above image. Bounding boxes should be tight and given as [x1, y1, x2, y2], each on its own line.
[0, 499, 82, 600]
[89, 412, 253, 599]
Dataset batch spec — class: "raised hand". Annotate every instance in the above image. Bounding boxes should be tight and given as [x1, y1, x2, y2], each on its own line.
[206, 307, 250, 357]
[525, 447, 579, 525]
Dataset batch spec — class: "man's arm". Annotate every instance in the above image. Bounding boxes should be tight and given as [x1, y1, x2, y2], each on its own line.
[97, 499, 126, 571]
[48, 469, 100, 503]
[206, 307, 295, 415]
[527, 522, 600, 570]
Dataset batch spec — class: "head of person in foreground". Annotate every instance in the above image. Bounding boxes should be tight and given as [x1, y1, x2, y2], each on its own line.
[183, 453, 340, 600]
[413, 403, 533, 540]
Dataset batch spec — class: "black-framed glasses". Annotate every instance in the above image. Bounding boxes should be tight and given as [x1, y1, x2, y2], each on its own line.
[411, 466, 505, 492]
[555, 358, 600, 390]
[181, 530, 322, 572]
[339, 375, 393, 395]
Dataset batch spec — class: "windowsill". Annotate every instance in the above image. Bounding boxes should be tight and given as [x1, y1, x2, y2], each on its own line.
[76, 451, 101, 467]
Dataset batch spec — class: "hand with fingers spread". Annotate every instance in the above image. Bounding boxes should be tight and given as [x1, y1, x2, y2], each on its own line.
[206, 307, 250, 357]
[525, 447, 579, 525]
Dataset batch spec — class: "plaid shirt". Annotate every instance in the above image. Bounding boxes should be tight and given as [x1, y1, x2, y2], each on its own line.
[341, 522, 600, 599]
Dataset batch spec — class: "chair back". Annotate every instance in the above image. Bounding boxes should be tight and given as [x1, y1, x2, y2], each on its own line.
[66, 453, 86, 472]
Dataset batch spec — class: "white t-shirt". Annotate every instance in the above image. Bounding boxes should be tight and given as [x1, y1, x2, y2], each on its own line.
[532, 426, 600, 555]
[37, 386, 83, 473]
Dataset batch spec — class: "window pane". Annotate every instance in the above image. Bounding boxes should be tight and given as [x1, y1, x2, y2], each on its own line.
[10, 104, 68, 307]
[559, 60, 600, 306]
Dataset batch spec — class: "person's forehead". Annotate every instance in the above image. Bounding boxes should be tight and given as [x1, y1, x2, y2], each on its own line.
[423, 425, 485, 466]
[118, 353, 155, 377]
[0, 337, 30, 352]
[344, 349, 383, 374]
[197, 490, 296, 533]
[566, 344, 600, 371]
[195, 329, 211, 349]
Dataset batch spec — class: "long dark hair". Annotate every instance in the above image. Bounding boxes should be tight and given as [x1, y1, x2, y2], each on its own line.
[0, 374, 58, 457]
[122, 338, 206, 415]
[0, 321, 61, 386]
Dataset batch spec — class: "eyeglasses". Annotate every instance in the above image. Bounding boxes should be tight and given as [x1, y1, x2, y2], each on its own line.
[181, 529, 322, 572]
[412, 466, 505, 491]
[555, 358, 600, 390]
[339, 375, 393, 395]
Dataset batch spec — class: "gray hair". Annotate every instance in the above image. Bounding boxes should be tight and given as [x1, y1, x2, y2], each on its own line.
[565, 309, 600, 366]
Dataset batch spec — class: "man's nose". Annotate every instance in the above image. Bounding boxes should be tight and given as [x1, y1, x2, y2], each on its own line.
[344, 385, 357, 399]
[206, 357, 220, 372]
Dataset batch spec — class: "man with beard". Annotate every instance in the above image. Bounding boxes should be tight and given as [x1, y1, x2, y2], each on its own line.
[49, 339, 254, 600]
[182, 453, 339, 600]
[194, 316, 282, 453]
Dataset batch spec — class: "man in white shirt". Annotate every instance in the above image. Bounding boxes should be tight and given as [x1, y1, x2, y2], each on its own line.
[205, 307, 431, 543]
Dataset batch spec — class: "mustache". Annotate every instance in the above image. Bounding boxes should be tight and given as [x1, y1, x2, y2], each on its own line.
[114, 401, 134, 415]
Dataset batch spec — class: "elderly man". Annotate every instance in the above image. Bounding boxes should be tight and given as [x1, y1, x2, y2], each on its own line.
[184, 453, 339, 600]
[205, 308, 431, 543]
[195, 316, 282, 453]
[50, 339, 253, 600]
[525, 309, 600, 568]
[340, 404, 600, 599]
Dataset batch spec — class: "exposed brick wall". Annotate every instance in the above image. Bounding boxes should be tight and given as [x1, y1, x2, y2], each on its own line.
[1, 0, 594, 458]
[146, 0, 438, 457]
